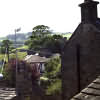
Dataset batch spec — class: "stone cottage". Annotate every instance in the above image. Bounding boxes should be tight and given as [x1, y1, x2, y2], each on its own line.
[25, 55, 49, 74]
[62, 0, 100, 100]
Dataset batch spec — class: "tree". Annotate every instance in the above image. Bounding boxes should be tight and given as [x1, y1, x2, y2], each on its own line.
[44, 34, 66, 53]
[26, 25, 67, 53]
[0, 39, 13, 61]
[32, 25, 51, 37]
[26, 25, 52, 50]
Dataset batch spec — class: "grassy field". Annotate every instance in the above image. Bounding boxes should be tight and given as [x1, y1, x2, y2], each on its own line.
[0, 52, 27, 62]
[0, 54, 8, 61]
[9, 52, 27, 60]
[11, 45, 28, 52]
[62, 33, 72, 40]
[17, 45, 28, 50]
[0, 37, 6, 42]
[0, 45, 28, 62]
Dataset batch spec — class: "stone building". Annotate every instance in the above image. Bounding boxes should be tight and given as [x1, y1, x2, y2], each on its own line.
[25, 55, 49, 73]
[62, 0, 100, 100]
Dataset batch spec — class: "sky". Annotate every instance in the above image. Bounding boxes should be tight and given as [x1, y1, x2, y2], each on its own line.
[0, 0, 100, 37]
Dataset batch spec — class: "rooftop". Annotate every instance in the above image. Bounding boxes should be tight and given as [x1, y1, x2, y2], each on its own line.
[71, 76, 100, 100]
[25, 55, 49, 63]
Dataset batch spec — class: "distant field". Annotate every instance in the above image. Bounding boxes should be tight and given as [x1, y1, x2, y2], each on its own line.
[62, 33, 72, 40]
[10, 52, 27, 60]
[0, 52, 27, 61]
[17, 45, 28, 50]
[0, 33, 72, 61]
[0, 37, 6, 42]
[0, 45, 27, 62]
[10, 45, 28, 60]
[11, 45, 28, 52]
[0, 54, 7, 61]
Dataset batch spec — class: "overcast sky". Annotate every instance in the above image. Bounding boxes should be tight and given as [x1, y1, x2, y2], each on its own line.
[0, 0, 100, 37]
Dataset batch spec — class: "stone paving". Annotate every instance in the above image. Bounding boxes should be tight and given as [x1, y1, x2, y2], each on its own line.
[0, 88, 16, 100]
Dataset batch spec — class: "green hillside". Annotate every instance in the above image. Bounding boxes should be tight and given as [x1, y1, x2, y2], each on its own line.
[62, 33, 72, 39]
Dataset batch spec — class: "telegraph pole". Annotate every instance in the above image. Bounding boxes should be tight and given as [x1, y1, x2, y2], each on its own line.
[15, 28, 21, 96]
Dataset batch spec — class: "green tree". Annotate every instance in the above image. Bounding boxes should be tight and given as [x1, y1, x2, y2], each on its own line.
[0, 39, 13, 61]
[32, 25, 51, 37]
[26, 25, 52, 50]
[26, 25, 66, 53]
[44, 34, 66, 53]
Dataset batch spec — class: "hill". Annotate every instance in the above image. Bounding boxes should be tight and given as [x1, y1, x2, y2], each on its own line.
[0, 32, 32, 46]
[0, 32, 72, 46]
[6, 32, 32, 42]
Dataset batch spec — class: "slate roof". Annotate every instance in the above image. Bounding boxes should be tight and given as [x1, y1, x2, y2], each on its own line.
[25, 55, 49, 63]
[71, 76, 100, 100]
[0, 88, 16, 100]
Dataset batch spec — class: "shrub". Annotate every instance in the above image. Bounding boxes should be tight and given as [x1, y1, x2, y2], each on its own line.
[46, 79, 61, 95]
[44, 56, 61, 79]
[41, 56, 61, 95]
[3, 59, 16, 87]
[3, 59, 31, 87]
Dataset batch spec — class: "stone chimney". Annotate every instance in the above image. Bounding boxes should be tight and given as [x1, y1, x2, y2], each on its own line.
[62, 0, 100, 100]
[79, 0, 99, 23]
